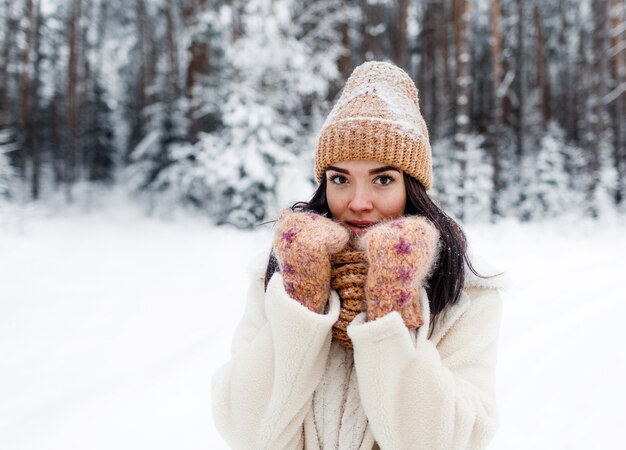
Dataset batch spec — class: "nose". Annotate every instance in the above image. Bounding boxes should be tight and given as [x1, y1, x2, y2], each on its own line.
[348, 185, 373, 213]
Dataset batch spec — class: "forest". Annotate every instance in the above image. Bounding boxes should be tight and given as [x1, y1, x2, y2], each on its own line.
[0, 0, 624, 227]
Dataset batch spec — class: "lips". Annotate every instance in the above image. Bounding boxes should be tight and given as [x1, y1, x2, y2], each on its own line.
[345, 220, 376, 235]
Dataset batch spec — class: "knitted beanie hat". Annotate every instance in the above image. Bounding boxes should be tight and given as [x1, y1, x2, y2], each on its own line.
[314, 61, 432, 190]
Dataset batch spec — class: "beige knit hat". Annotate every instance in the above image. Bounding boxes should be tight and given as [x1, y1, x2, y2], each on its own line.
[314, 61, 432, 190]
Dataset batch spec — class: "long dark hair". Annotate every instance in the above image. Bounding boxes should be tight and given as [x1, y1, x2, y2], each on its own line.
[264, 173, 483, 326]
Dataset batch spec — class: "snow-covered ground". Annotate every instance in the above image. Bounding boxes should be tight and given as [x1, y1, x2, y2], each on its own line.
[1, 192, 625, 449]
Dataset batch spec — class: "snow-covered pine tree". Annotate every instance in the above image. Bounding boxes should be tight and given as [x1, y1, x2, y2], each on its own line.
[431, 138, 463, 220]
[126, 1, 188, 199]
[593, 129, 619, 217]
[85, 75, 116, 182]
[132, 2, 230, 211]
[151, 0, 348, 227]
[203, 0, 305, 226]
[518, 122, 573, 219]
[80, 0, 117, 183]
[494, 132, 521, 220]
[182, 3, 227, 143]
[461, 134, 493, 222]
[0, 125, 17, 198]
[430, 135, 492, 223]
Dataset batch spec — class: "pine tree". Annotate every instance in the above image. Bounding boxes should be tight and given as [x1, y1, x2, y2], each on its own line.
[518, 123, 572, 219]
[85, 76, 116, 182]
[461, 134, 493, 222]
[0, 126, 17, 198]
[431, 138, 463, 221]
[593, 128, 619, 216]
[126, 1, 188, 197]
[145, 0, 348, 227]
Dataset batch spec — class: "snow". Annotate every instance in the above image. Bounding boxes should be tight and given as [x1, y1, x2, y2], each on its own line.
[467, 218, 626, 449]
[1, 192, 626, 449]
[457, 114, 470, 126]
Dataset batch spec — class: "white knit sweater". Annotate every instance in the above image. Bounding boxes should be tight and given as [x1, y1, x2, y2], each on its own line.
[211, 250, 508, 450]
[313, 340, 368, 449]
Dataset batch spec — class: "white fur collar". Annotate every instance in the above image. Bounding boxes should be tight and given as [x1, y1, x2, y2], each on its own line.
[463, 251, 510, 290]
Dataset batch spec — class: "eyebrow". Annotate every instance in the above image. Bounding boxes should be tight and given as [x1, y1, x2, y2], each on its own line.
[326, 165, 401, 175]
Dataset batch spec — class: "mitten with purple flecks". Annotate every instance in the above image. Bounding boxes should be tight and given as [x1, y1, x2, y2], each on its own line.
[273, 209, 350, 314]
[359, 216, 440, 328]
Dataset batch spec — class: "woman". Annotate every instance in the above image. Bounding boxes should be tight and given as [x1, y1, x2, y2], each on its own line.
[211, 61, 507, 449]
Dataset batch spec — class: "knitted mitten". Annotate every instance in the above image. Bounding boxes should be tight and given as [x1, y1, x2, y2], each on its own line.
[273, 209, 350, 313]
[360, 216, 440, 328]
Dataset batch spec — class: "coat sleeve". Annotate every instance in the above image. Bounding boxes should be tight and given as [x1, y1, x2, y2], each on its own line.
[211, 266, 340, 450]
[347, 286, 503, 450]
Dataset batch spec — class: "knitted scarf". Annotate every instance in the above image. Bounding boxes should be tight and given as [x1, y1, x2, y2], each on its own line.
[330, 244, 368, 349]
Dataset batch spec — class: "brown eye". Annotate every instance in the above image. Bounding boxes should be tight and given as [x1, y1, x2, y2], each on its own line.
[374, 175, 394, 186]
[329, 174, 348, 185]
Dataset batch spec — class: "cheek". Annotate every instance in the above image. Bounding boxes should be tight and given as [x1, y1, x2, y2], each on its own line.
[378, 188, 406, 217]
[326, 187, 345, 219]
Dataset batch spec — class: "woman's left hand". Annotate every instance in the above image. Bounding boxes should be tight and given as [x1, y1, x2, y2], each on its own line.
[359, 216, 440, 328]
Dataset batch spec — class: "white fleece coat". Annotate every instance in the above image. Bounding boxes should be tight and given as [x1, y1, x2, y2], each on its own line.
[211, 250, 507, 450]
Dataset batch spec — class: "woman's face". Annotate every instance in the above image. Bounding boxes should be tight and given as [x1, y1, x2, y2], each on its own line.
[326, 160, 407, 236]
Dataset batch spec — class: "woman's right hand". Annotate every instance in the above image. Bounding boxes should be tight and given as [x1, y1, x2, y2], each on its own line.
[273, 209, 350, 313]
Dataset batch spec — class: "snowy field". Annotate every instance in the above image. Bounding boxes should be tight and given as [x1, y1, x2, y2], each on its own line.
[1, 192, 626, 450]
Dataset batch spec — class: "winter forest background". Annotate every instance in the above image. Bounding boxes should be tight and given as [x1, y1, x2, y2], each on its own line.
[2, 1, 626, 449]
[1, 0, 624, 226]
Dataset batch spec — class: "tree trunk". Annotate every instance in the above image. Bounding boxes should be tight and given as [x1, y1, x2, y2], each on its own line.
[129, 0, 157, 158]
[51, 93, 63, 186]
[181, 0, 209, 26]
[418, 2, 436, 131]
[392, 0, 409, 69]
[360, 0, 385, 62]
[1, 0, 15, 121]
[165, 2, 179, 99]
[610, 0, 625, 205]
[185, 0, 210, 143]
[559, 0, 575, 141]
[66, 0, 82, 187]
[338, 0, 351, 80]
[454, 0, 472, 221]
[515, 0, 525, 166]
[80, 0, 93, 182]
[534, 4, 551, 131]
[454, 0, 473, 138]
[30, 0, 42, 199]
[441, 0, 453, 136]
[19, 0, 35, 182]
[586, 0, 611, 216]
[95, 0, 108, 74]
[490, 0, 503, 219]
[186, 40, 210, 142]
[226, 0, 242, 43]
[573, 1, 584, 146]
